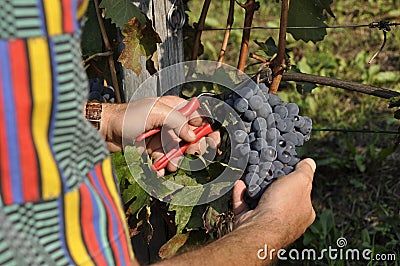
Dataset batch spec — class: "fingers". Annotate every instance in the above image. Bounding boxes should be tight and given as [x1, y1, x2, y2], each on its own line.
[232, 180, 249, 216]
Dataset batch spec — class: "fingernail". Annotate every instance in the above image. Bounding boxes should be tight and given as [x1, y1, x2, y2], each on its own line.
[305, 158, 316, 172]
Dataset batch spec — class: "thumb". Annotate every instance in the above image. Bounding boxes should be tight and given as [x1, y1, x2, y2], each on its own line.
[292, 158, 316, 182]
[232, 180, 249, 216]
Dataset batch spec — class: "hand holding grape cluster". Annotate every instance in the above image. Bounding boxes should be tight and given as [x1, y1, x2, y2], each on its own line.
[225, 83, 312, 208]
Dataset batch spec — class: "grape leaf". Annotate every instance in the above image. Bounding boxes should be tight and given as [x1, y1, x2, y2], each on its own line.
[254, 37, 278, 57]
[287, 0, 335, 43]
[141, 20, 162, 59]
[99, 0, 146, 29]
[296, 82, 317, 94]
[158, 233, 189, 259]
[316, 0, 335, 18]
[81, 0, 102, 58]
[122, 182, 150, 215]
[202, 206, 220, 234]
[119, 18, 146, 75]
[169, 204, 194, 234]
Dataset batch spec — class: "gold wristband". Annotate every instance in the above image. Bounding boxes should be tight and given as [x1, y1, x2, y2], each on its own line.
[85, 101, 102, 130]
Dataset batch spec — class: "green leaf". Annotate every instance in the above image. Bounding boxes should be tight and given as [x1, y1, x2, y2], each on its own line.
[124, 145, 142, 162]
[185, 205, 206, 230]
[140, 20, 162, 59]
[296, 82, 317, 94]
[81, 0, 103, 58]
[354, 154, 366, 173]
[254, 37, 278, 57]
[319, 209, 334, 238]
[202, 206, 220, 234]
[158, 233, 189, 259]
[372, 71, 400, 83]
[122, 182, 150, 215]
[169, 205, 194, 234]
[288, 0, 332, 42]
[394, 109, 400, 120]
[350, 178, 367, 190]
[388, 96, 400, 108]
[99, 0, 146, 29]
[316, 0, 336, 18]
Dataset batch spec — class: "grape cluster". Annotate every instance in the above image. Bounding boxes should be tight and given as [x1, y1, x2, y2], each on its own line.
[225, 83, 312, 208]
[89, 77, 116, 103]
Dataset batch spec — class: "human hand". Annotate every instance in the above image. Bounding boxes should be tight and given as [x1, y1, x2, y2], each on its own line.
[99, 96, 220, 174]
[232, 158, 316, 249]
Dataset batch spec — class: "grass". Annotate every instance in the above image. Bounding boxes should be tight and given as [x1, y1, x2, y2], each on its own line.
[186, 0, 400, 265]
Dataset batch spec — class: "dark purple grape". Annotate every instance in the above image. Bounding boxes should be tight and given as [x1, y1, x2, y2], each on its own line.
[256, 103, 273, 118]
[287, 103, 299, 116]
[261, 146, 277, 162]
[248, 150, 260, 165]
[248, 132, 256, 143]
[274, 105, 288, 119]
[249, 95, 264, 110]
[239, 86, 254, 99]
[277, 150, 292, 164]
[251, 138, 267, 151]
[236, 143, 250, 156]
[234, 98, 249, 113]
[243, 109, 257, 122]
[234, 130, 248, 143]
[247, 165, 260, 173]
[268, 94, 282, 107]
[252, 117, 267, 131]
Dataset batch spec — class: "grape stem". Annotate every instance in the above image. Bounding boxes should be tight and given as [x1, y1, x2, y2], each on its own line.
[281, 72, 400, 99]
[217, 0, 235, 66]
[237, 0, 259, 72]
[93, 0, 122, 103]
[270, 0, 290, 94]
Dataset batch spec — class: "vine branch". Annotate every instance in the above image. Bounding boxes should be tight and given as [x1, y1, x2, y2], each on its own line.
[192, 0, 212, 60]
[94, 0, 122, 103]
[270, 0, 290, 94]
[237, 0, 259, 72]
[281, 72, 400, 99]
[83, 51, 113, 66]
[217, 0, 235, 65]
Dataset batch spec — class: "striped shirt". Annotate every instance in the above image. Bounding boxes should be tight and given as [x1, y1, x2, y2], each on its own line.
[0, 1, 134, 264]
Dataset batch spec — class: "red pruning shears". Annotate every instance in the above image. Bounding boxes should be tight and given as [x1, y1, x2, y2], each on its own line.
[136, 95, 220, 172]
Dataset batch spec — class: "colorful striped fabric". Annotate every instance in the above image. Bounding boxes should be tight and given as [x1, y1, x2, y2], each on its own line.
[0, 0, 134, 264]
[0, 159, 133, 265]
[0, 0, 109, 206]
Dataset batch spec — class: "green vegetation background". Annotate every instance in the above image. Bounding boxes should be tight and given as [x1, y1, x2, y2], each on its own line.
[185, 0, 399, 265]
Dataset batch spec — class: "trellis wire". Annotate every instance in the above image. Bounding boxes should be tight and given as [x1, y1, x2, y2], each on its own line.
[313, 128, 399, 135]
[184, 21, 400, 32]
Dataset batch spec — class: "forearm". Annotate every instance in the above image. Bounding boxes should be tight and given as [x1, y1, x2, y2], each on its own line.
[157, 214, 288, 265]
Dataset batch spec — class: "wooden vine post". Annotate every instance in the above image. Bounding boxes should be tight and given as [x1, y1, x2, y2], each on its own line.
[122, 1, 185, 264]
[123, 0, 185, 101]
